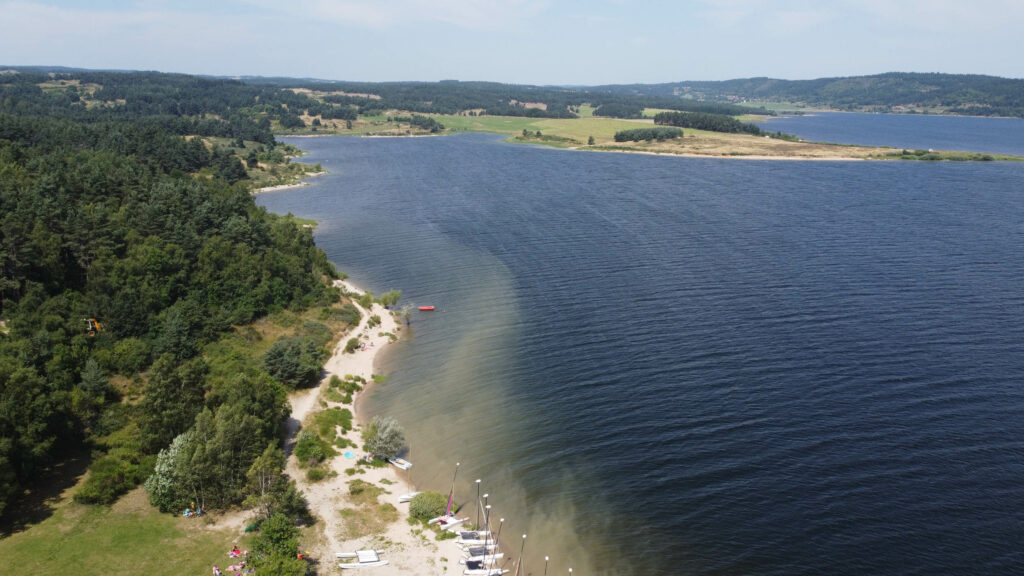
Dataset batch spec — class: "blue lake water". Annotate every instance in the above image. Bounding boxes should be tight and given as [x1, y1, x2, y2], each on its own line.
[258, 131, 1024, 575]
[758, 112, 1024, 155]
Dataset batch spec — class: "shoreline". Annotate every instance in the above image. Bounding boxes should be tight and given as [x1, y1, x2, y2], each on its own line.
[252, 171, 328, 194]
[283, 279, 466, 576]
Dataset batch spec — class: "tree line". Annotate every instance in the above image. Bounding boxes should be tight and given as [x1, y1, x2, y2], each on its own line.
[0, 70, 347, 574]
[613, 127, 684, 142]
[592, 72, 1024, 117]
[653, 111, 764, 135]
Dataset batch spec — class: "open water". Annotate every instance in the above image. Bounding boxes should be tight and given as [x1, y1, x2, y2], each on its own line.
[757, 112, 1024, 155]
[258, 130, 1024, 576]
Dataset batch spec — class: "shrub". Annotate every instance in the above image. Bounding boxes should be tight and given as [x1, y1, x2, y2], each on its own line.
[409, 490, 447, 522]
[306, 467, 326, 482]
[263, 336, 324, 389]
[113, 337, 151, 374]
[344, 338, 361, 354]
[378, 290, 402, 308]
[293, 430, 332, 466]
[362, 416, 406, 459]
[74, 455, 143, 504]
[314, 407, 353, 438]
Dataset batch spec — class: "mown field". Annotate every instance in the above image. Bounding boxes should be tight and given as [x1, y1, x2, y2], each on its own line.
[0, 487, 244, 576]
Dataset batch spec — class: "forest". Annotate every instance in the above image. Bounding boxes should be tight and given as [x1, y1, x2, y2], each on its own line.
[593, 72, 1024, 117]
[653, 111, 764, 135]
[0, 69, 345, 573]
[244, 77, 770, 119]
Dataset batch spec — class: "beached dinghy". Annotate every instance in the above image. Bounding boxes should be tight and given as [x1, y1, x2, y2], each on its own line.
[458, 530, 491, 539]
[387, 457, 412, 470]
[461, 553, 504, 564]
[397, 491, 421, 503]
[429, 461, 466, 530]
[337, 549, 388, 569]
[463, 560, 509, 575]
[429, 515, 469, 531]
[461, 544, 498, 556]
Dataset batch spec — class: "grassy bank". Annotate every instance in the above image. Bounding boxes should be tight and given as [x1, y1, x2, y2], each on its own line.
[0, 488, 241, 576]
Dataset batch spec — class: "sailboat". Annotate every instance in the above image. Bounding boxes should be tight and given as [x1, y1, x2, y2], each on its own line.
[461, 552, 505, 564]
[429, 462, 468, 529]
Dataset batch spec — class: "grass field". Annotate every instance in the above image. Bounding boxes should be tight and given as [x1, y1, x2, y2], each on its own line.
[0, 488, 244, 576]
[275, 107, 1024, 162]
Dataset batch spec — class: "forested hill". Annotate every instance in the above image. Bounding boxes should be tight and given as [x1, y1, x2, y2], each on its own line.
[591, 72, 1024, 117]
[250, 78, 765, 118]
[0, 67, 341, 540]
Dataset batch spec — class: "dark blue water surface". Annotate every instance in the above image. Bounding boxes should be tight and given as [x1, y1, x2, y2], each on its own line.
[258, 133, 1024, 575]
[757, 112, 1024, 155]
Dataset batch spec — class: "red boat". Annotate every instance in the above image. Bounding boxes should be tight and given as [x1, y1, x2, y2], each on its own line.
[419, 306, 435, 311]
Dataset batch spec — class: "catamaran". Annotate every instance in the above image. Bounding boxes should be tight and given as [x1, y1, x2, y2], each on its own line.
[462, 553, 504, 564]
[429, 461, 466, 527]
[336, 550, 388, 569]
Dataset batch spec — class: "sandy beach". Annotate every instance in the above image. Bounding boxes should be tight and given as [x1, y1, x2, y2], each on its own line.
[283, 280, 472, 576]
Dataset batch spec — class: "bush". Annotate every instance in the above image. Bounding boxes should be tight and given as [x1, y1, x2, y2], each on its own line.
[344, 338, 361, 354]
[306, 467, 326, 482]
[409, 490, 447, 522]
[362, 416, 406, 459]
[378, 290, 402, 308]
[293, 430, 332, 466]
[113, 337, 151, 374]
[263, 336, 324, 389]
[74, 455, 143, 504]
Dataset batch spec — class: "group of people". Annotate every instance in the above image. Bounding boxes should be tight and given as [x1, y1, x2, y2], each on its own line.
[183, 501, 204, 517]
[212, 546, 252, 576]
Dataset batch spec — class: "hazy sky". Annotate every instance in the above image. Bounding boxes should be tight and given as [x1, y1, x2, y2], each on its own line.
[2, 0, 1022, 84]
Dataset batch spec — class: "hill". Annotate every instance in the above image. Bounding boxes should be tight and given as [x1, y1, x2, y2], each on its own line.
[590, 72, 1024, 117]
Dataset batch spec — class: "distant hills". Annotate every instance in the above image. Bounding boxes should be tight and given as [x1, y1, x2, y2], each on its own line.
[591, 72, 1024, 117]
[4, 67, 1022, 117]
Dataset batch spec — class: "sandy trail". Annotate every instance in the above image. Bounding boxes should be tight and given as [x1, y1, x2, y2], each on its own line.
[284, 280, 469, 576]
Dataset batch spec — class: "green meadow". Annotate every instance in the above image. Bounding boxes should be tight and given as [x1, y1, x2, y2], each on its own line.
[0, 488, 243, 576]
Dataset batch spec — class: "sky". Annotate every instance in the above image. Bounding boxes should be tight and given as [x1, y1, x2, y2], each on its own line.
[2, 0, 1023, 85]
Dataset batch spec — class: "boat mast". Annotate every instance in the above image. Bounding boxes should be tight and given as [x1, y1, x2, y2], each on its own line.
[445, 461, 461, 517]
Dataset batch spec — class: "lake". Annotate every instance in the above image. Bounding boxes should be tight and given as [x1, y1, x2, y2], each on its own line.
[257, 128, 1024, 576]
[757, 111, 1024, 155]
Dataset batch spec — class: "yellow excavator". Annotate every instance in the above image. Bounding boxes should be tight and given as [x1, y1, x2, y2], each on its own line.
[84, 317, 103, 337]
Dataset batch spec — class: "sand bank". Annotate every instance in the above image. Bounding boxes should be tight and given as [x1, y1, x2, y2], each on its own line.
[283, 280, 473, 576]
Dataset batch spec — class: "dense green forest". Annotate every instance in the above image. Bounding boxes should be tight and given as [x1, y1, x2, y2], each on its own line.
[592, 72, 1024, 117]
[0, 69, 348, 572]
[240, 77, 769, 119]
[653, 111, 764, 135]
[613, 127, 683, 142]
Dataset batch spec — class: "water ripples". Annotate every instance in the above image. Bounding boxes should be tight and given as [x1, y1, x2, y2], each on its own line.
[258, 133, 1024, 575]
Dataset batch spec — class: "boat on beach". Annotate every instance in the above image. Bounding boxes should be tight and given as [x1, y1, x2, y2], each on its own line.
[397, 491, 421, 503]
[463, 560, 509, 575]
[387, 457, 413, 470]
[429, 514, 469, 531]
[337, 549, 388, 569]
[461, 552, 504, 564]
